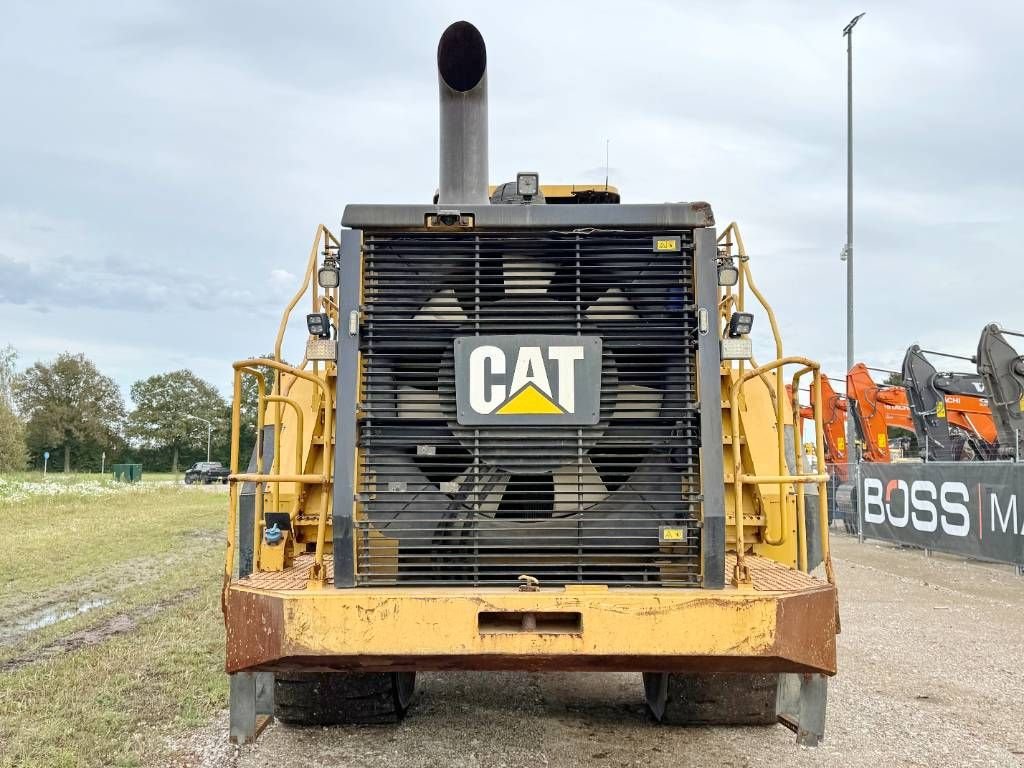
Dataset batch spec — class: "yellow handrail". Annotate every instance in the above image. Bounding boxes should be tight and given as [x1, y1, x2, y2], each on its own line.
[226, 357, 334, 581]
[718, 222, 790, 547]
[270, 226, 339, 511]
[225, 369, 266, 579]
[272, 225, 340, 366]
[729, 356, 830, 585]
[265, 394, 305, 515]
[223, 223, 341, 592]
[791, 367, 834, 584]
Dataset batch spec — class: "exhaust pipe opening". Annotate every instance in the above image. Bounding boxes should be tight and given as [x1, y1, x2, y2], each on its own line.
[437, 20, 489, 205]
[438, 21, 486, 92]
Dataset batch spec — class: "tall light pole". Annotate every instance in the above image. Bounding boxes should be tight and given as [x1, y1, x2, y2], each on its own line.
[186, 415, 214, 462]
[842, 12, 865, 464]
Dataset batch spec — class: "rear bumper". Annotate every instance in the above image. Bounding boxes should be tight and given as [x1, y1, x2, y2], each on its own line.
[224, 559, 837, 675]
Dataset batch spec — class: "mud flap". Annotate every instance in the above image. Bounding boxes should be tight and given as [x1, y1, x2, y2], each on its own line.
[229, 671, 275, 744]
[776, 672, 828, 746]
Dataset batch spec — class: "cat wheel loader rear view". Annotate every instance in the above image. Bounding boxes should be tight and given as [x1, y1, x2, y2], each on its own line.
[221, 21, 838, 747]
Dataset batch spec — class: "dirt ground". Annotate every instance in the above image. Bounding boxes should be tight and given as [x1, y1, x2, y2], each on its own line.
[168, 535, 1024, 768]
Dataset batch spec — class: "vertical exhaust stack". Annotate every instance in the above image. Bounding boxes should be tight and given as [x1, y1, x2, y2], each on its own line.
[437, 21, 489, 205]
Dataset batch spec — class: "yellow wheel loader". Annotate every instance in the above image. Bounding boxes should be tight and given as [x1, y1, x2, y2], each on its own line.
[222, 20, 838, 746]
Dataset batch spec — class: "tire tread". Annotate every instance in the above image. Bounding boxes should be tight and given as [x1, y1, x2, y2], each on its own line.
[273, 672, 416, 726]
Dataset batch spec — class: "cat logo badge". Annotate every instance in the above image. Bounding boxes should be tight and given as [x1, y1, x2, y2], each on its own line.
[454, 335, 602, 425]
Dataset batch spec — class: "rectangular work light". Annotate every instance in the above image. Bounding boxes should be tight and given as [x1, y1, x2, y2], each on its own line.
[318, 262, 340, 289]
[306, 312, 331, 339]
[516, 171, 540, 199]
[717, 258, 740, 287]
[727, 312, 754, 338]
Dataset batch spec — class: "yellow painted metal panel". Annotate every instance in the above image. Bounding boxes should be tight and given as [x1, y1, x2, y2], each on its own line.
[279, 589, 778, 658]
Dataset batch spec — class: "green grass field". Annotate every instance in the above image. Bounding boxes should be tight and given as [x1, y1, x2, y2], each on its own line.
[0, 475, 228, 768]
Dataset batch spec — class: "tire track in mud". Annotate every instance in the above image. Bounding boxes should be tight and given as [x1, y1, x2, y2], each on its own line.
[0, 587, 201, 673]
[0, 529, 220, 648]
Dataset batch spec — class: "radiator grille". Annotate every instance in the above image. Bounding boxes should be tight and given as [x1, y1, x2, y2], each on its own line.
[355, 229, 702, 586]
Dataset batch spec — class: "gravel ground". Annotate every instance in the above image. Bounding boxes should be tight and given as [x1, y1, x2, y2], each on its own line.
[167, 535, 1024, 768]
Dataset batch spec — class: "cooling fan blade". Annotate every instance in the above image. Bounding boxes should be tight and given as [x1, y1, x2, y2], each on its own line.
[443, 467, 510, 515]
[553, 455, 610, 513]
[413, 288, 469, 322]
[390, 287, 469, 420]
[585, 286, 639, 322]
[611, 384, 663, 421]
[503, 258, 555, 295]
[396, 386, 444, 420]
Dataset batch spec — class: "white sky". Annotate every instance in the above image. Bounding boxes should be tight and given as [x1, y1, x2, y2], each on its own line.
[1, 0, 1021, 399]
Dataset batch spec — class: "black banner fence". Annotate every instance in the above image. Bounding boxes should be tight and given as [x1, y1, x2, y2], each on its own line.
[829, 460, 1024, 568]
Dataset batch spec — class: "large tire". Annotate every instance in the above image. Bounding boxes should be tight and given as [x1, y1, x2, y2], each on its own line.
[644, 672, 778, 725]
[274, 672, 417, 725]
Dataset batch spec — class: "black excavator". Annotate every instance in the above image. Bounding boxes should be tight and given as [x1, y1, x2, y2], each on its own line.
[976, 324, 1024, 459]
[901, 345, 999, 462]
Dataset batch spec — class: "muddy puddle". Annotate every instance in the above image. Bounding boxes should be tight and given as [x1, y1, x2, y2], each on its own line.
[0, 587, 199, 672]
[0, 597, 112, 646]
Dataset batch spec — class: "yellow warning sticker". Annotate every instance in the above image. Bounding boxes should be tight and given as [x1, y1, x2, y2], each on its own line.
[660, 527, 686, 542]
[837, 437, 845, 452]
[936, 401, 947, 418]
[877, 433, 887, 449]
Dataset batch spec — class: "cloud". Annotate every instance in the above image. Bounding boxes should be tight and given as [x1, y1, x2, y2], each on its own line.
[269, 269, 297, 288]
[0, 0, 1021, 397]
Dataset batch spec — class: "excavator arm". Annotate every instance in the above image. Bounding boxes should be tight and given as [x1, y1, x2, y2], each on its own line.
[789, 375, 850, 479]
[845, 364, 913, 463]
[901, 345, 998, 461]
[976, 324, 1024, 458]
[812, 374, 848, 463]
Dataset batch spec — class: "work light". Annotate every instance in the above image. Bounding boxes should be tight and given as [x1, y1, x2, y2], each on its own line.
[516, 171, 539, 199]
[717, 258, 739, 287]
[728, 312, 754, 338]
[318, 260, 340, 289]
[306, 312, 331, 339]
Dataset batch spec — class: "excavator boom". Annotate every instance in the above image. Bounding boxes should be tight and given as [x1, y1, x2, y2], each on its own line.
[806, 374, 849, 477]
[976, 324, 1024, 457]
[901, 345, 998, 461]
[846, 364, 913, 462]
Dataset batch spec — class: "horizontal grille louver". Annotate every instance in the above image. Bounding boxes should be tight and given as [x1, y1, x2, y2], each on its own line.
[355, 229, 702, 586]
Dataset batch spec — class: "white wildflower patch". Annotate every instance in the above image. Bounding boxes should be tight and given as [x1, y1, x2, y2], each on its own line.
[0, 475, 169, 505]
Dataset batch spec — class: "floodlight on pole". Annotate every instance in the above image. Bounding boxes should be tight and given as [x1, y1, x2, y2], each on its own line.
[842, 12, 865, 465]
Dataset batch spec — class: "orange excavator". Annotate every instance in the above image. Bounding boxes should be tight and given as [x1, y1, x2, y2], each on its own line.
[794, 367, 911, 532]
[826, 365, 916, 533]
[789, 378, 846, 462]
[901, 346, 999, 461]
[793, 364, 914, 467]
[845, 363, 916, 463]
[803, 374, 848, 476]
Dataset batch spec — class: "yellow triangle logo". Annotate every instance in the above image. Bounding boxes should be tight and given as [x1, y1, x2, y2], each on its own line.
[495, 383, 565, 415]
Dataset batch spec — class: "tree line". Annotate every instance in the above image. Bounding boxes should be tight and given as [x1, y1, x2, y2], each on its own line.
[0, 346, 274, 474]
